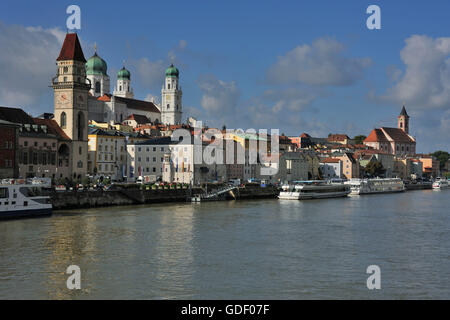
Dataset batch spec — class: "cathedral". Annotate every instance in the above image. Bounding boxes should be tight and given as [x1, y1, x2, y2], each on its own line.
[51, 32, 184, 178]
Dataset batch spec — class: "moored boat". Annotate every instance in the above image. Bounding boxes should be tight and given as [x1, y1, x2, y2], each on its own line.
[278, 181, 351, 200]
[0, 181, 52, 220]
[344, 178, 404, 195]
[432, 179, 449, 190]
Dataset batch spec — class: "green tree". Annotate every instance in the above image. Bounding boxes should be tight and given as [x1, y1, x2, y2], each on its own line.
[431, 151, 450, 170]
[354, 135, 367, 145]
[364, 160, 385, 177]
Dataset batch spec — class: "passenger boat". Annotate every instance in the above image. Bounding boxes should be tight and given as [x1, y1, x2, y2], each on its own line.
[0, 180, 52, 220]
[432, 179, 449, 190]
[344, 178, 404, 195]
[278, 181, 351, 200]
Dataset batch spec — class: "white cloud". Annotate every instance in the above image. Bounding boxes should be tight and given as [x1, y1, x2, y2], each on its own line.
[0, 21, 65, 110]
[381, 35, 450, 110]
[197, 74, 240, 121]
[131, 57, 166, 88]
[267, 37, 372, 86]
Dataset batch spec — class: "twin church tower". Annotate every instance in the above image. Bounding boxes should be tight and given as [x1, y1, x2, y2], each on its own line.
[51, 33, 182, 178]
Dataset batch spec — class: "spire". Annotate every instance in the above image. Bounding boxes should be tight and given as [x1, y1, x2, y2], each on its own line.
[57, 33, 86, 63]
[399, 105, 409, 117]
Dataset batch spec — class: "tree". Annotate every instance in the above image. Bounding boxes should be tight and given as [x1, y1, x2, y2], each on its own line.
[431, 151, 450, 170]
[364, 160, 385, 177]
[354, 135, 367, 145]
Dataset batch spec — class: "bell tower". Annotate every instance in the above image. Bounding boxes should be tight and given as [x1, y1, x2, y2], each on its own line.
[161, 64, 182, 125]
[52, 33, 90, 179]
[398, 105, 410, 134]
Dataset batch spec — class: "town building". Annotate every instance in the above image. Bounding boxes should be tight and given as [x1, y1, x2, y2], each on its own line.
[320, 158, 342, 179]
[364, 106, 416, 157]
[336, 152, 360, 179]
[0, 119, 20, 178]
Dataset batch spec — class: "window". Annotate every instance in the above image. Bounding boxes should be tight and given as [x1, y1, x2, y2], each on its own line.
[77, 111, 84, 140]
[79, 146, 82, 155]
[63, 66, 68, 73]
[95, 81, 101, 93]
[61, 112, 67, 129]
[24, 201, 28, 207]
[167, 104, 170, 109]
[153, 147, 156, 152]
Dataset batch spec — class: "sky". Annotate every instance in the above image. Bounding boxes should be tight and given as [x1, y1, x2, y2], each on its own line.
[0, 0, 449, 153]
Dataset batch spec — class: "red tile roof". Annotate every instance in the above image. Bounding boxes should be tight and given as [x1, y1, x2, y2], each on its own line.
[320, 158, 341, 164]
[33, 118, 70, 140]
[364, 128, 389, 143]
[57, 33, 86, 63]
[97, 94, 112, 102]
[328, 134, 350, 142]
[300, 133, 311, 138]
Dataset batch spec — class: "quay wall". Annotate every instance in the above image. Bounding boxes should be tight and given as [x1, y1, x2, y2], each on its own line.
[49, 186, 280, 210]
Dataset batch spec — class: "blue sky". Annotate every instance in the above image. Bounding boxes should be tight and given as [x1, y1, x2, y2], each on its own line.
[1, 0, 450, 152]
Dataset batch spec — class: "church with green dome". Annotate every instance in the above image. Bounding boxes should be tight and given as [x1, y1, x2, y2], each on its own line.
[86, 50, 110, 97]
[82, 42, 183, 126]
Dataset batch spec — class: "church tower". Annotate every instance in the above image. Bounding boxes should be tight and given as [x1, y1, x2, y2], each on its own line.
[52, 33, 89, 179]
[85, 45, 110, 97]
[113, 65, 134, 99]
[161, 64, 182, 125]
[398, 105, 410, 134]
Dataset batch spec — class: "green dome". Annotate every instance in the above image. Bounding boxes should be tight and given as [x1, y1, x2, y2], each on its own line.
[165, 64, 179, 77]
[86, 52, 108, 76]
[117, 67, 131, 80]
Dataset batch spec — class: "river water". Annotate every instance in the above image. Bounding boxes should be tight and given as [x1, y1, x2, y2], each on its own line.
[0, 189, 449, 299]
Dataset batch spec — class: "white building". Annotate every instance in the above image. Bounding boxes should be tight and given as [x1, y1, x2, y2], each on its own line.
[319, 158, 343, 179]
[85, 52, 185, 126]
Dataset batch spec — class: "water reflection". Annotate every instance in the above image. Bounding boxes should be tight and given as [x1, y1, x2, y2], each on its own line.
[0, 190, 449, 299]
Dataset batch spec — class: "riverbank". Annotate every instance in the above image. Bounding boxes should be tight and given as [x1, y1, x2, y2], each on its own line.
[47, 185, 280, 210]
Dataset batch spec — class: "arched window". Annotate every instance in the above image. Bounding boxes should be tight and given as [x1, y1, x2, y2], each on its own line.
[167, 104, 170, 109]
[95, 81, 101, 94]
[77, 111, 84, 140]
[60, 112, 67, 128]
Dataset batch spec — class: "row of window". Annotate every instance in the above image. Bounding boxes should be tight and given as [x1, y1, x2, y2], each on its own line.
[20, 152, 57, 166]
[136, 157, 164, 163]
[22, 141, 56, 148]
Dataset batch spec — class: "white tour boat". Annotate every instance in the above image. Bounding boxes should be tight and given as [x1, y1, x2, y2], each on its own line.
[432, 179, 449, 190]
[278, 181, 351, 200]
[0, 180, 52, 220]
[344, 178, 405, 195]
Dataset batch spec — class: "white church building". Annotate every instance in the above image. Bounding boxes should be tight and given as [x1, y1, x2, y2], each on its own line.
[84, 49, 183, 126]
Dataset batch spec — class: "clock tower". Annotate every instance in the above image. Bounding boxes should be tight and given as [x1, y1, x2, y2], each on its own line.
[52, 33, 90, 179]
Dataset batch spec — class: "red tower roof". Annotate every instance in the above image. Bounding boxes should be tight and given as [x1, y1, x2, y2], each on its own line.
[57, 33, 86, 63]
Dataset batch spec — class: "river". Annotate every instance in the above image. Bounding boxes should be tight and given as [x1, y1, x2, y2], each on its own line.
[0, 189, 449, 299]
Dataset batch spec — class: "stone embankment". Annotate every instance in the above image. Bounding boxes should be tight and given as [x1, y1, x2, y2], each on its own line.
[48, 185, 279, 210]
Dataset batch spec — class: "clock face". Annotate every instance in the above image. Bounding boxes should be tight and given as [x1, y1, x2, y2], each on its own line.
[58, 93, 71, 105]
